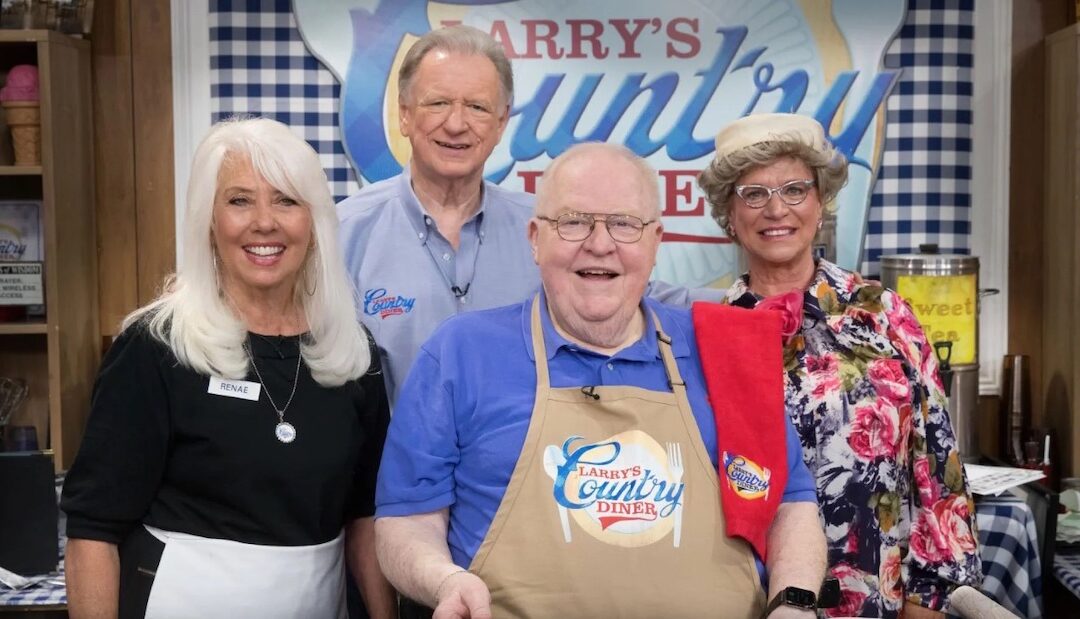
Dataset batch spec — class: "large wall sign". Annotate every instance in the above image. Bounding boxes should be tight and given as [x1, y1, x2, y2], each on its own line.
[176, 0, 1002, 389]
[294, 0, 905, 287]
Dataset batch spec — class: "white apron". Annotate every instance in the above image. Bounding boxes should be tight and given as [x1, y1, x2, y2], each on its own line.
[141, 525, 347, 619]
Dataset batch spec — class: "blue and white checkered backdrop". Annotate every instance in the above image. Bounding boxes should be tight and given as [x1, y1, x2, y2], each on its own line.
[209, 0, 973, 276]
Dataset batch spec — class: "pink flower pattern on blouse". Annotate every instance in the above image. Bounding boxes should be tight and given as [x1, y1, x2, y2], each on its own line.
[756, 289, 804, 343]
[725, 260, 981, 618]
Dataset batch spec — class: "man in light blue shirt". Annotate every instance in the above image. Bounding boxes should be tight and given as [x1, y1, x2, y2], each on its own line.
[338, 25, 535, 405]
[339, 164, 536, 405]
[338, 25, 722, 406]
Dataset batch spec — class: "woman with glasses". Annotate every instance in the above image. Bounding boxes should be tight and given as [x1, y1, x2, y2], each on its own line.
[698, 113, 981, 619]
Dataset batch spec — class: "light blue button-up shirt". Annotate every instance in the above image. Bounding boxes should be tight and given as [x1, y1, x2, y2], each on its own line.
[338, 168, 728, 407]
[338, 169, 539, 406]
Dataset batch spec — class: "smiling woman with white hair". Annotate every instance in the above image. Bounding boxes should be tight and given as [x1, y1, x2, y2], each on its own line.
[61, 118, 395, 618]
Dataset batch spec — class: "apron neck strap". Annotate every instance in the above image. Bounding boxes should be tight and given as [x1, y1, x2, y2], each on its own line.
[651, 312, 687, 394]
[530, 295, 551, 389]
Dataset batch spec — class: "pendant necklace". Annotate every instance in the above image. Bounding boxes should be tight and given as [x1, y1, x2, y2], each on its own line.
[244, 340, 303, 443]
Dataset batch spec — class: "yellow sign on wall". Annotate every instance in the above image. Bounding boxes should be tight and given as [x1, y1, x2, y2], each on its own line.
[895, 274, 977, 365]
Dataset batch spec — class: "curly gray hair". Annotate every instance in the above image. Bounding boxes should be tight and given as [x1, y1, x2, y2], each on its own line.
[697, 121, 848, 237]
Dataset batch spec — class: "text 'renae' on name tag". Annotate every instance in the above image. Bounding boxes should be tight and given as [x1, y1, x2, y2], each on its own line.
[208, 377, 261, 401]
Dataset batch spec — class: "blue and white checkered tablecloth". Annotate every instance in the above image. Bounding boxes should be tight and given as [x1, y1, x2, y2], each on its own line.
[976, 496, 1042, 619]
[0, 474, 66, 607]
[0, 580, 66, 607]
[0, 539, 65, 607]
[1053, 547, 1080, 601]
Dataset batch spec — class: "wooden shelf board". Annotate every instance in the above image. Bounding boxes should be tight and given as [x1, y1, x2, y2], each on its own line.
[0, 29, 51, 42]
[0, 321, 48, 335]
[0, 29, 64, 43]
[0, 165, 43, 175]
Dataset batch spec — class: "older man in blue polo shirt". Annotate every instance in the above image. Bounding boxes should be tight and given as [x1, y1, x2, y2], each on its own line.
[373, 143, 826, 619]
[338, 25, 723, 407]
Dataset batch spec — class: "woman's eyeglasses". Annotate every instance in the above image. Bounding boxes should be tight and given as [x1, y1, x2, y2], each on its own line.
[734, 179, 816, 209]
[536, 212, 656, 243]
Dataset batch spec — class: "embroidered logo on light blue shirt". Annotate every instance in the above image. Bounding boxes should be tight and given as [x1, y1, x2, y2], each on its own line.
[364, 288, 416, 319]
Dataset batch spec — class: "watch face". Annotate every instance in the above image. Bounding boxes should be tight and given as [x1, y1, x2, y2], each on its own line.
[819, 577, 841, 608]
[784, 587, 817, 608]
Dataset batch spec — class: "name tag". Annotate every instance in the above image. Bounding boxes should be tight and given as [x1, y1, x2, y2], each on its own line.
[207, 377, 261, 401]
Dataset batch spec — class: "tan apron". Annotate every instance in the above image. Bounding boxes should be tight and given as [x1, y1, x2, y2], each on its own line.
[468, 297, 765, 618]
[142, 525, 346, 619]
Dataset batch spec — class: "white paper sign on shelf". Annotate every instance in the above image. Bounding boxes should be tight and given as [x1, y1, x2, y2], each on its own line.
[0, 262, 43, 305]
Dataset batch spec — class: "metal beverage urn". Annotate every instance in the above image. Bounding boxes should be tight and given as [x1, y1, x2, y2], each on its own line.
[880, 245, 980, 462]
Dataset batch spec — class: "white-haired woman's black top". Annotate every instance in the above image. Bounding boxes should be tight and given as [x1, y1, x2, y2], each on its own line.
[61, 325, 389, 615]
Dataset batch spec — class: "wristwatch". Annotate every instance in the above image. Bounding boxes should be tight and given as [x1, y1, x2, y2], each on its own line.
[762, 586, 817, 617]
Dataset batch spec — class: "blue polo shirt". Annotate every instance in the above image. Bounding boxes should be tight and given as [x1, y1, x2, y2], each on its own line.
[338, 168, 538, 406]
[376, 293, 816, 578]
[338, 169, 730, 407]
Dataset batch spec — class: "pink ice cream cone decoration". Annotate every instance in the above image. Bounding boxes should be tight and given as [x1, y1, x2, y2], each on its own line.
[0, 65, 41, 166]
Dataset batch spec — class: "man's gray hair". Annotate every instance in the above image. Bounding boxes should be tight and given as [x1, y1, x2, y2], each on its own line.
[398, 24, 514, 106]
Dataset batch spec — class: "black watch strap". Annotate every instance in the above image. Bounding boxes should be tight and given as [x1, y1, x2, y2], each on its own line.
[762, 586, 817, 617]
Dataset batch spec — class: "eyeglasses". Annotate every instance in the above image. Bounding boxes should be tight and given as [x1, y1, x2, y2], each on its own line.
[734, 179, 816, 209]
[536, 212, 657, 243]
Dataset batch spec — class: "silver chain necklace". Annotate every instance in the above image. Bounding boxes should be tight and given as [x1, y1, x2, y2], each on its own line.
[244, 341, 303, 444]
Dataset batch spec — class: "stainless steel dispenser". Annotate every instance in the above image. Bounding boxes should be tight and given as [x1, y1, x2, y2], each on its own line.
[881, 245, 980, 461]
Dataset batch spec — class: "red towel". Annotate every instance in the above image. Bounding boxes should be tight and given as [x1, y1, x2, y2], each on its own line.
[692, 302, 788, 560]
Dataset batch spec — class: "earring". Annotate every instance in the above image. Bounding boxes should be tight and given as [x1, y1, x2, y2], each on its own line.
[212, 251, 223, 291]
[817, 219, 823, 230]
[725, 225, 736, 239]
[303, 260, 318, 297]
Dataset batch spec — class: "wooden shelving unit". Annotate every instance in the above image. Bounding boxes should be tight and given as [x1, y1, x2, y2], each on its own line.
[0, 30, 99, 470]
[1045, 23, 1080, 478]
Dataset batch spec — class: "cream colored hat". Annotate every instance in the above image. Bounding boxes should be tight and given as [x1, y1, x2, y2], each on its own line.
[712, 113, 828, 159]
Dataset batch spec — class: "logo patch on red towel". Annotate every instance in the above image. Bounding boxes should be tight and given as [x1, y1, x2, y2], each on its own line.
[722, 451, 771, 500]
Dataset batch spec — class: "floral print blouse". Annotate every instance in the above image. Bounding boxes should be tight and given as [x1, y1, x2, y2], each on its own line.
[725, 260, 981, 618]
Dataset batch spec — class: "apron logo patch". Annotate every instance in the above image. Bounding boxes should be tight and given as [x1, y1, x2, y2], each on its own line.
[363, 287, 415, 319]
[544, 430, 685, 548]
[722, 452, 771, 500]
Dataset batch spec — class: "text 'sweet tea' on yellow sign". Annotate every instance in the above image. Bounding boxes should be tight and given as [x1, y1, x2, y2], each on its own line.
[895, 274, 976, 365]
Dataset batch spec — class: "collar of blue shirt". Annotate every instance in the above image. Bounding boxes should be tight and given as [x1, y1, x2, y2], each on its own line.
[397, 165, 489, 243]
[521, 291, 691, 363]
